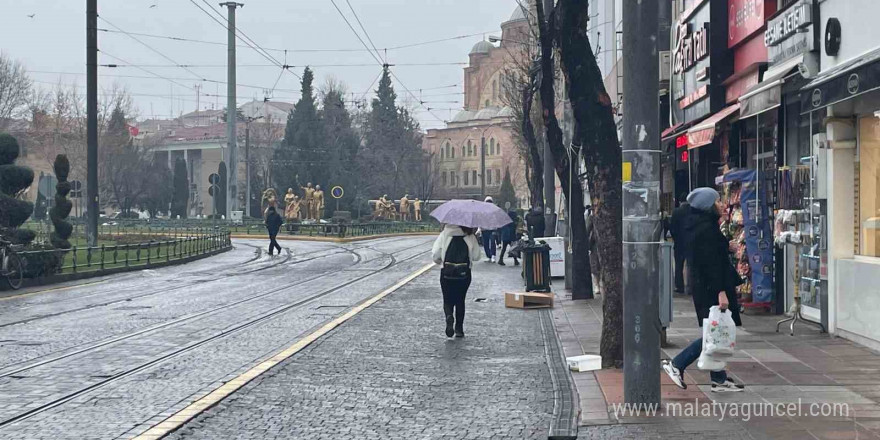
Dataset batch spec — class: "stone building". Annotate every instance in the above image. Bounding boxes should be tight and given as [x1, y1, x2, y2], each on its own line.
[422, 6, 532, 207]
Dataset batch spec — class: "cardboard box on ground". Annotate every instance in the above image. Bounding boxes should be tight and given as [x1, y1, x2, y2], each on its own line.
[504, 291, 554, 309]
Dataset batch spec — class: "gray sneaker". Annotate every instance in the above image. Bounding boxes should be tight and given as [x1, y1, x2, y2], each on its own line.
[662, 359, 687, 390]
[711, 379, 745, 393]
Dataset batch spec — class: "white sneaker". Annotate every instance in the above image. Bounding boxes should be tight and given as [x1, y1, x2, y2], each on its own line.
[491, 256, 496, 263]
[662, 360, 687, 390]
[711, 379, 745, 393]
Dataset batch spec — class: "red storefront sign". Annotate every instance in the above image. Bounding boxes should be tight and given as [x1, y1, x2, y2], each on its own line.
[728, 0, 776, 48]
[676, 135, 689, 149]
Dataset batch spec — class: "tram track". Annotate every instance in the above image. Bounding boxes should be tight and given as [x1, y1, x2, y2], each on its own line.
[0, 238, 433, 429]
[0, 237, 415, 330]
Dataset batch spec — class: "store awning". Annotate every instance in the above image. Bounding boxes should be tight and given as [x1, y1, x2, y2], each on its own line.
[661, 123, 684, 141]
[739, 55, 805, 118]
[687, 104, 740, 149]
[801, 46, 880, 114]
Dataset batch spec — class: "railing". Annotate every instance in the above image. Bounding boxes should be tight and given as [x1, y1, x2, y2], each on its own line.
[226, 221, 440, 238]
[18, 230, 232, 277]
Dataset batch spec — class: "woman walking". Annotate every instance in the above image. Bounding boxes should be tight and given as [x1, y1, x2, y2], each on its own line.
[661, 188, 745, 392]
[432, 224, 482, 338]
[498, 209, 519, 266]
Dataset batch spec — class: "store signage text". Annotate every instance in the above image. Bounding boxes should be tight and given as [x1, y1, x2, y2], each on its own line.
[764, 1, 812, 47]
[674, 22, 710, 75]
[676, 135, 689, 149]
[729, 0, 767, 48]
[679, 85, 708, 109]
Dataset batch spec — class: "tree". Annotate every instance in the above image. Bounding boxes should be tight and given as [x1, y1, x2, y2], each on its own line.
[498, 167, 518, 210]
[0, 133, 35, 245]
[555, 0, 625, 367]
[320, 78, 360, 212]
[142, 157, 173, 218]
[273, 67, 324, 192]
[170, 157, 188, 218]
[0, 54, 32, 130]
[216, 161, 228, 217]
[535, 0, 593, 303]
[49, 154, 72, 249]
[99, 103, 150, 215]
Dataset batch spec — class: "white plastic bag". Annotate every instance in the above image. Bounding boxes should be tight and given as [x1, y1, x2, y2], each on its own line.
[703, 306, 737, 357]
[697, 349, 727, 371]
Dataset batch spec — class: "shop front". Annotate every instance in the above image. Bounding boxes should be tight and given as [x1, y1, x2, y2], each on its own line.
[801, 44, 880, 350]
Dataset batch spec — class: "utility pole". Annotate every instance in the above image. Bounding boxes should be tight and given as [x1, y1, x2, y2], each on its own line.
[622, 0, 661, 405]
[542, 0, 556, 237]
[480, 135, 486, 200]
[86, 0, 98, 247]
[221, 2, 243, 219]
[245, 121, 250, 218]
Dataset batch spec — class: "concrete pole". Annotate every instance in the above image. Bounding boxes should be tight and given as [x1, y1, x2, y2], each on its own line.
[480, 135, 486, 200]
[245, 122, 251, 218]
[622, 0, 661, 405]
[542, 0, 556, 237]
[221, 2, 243, 218]
[86, 0, 98, 247]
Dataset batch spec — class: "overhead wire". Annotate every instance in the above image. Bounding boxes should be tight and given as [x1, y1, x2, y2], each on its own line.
[328, 0, 384, 66]
[345, 0, 386, 64]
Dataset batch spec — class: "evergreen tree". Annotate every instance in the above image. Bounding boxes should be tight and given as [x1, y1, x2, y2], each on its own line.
[49, 154, 72, 249]
[273, 67, 325, 192]
[321, 82, 360, 212]
[170, 157, 189, 218]
[0, 133, 35, 245]
[498, 167, 517, 210]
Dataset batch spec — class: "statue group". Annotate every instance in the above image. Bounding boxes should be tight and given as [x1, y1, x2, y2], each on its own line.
[374, 194, 422, 221]
[261, 182, 325, 222]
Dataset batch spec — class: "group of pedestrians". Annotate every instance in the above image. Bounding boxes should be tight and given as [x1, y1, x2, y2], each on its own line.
[477, 197, 521, 266]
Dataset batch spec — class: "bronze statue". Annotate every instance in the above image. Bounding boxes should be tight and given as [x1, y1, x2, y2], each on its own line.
[413, 198, 422, 221]
[301, 182, 316, 220]
[284, 189, 301, 222]
[399, 194, 410, 221]
[313, 185, 325, 220]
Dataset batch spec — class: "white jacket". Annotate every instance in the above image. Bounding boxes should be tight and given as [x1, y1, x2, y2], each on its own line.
[432, 225, 482, 265]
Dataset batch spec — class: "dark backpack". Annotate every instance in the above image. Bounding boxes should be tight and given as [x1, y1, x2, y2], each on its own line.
[441, 236, 471, 280]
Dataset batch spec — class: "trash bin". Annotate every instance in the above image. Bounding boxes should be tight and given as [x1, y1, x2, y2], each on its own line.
[523, 242, 552, 292]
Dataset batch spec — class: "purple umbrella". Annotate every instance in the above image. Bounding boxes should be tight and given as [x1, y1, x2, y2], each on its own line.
[430, 199, 512, 229]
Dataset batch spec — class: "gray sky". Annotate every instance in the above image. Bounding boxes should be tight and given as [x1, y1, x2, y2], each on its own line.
[2, 0, 519, 130]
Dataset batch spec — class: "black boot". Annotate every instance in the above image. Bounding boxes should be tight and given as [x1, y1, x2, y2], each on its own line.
[454, 305, 465, 337]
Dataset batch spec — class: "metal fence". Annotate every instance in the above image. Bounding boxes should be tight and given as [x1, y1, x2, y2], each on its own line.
[18, 229, 231, 277]
[227, 221, 440, 238]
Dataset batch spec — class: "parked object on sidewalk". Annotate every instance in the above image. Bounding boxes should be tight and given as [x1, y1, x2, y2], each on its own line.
[522, 241, 551, 292]
[538, 236, 565, 277]
[429, 199, 512, 230]
[566, 355, 602, 372]
[504, 291, 553, 309]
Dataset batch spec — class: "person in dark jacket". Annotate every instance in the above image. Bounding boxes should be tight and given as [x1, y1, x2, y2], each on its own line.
[498, 209, 519, 266]
[525, 207, 545, 239]
[265, 206, 284, 256]
[669, 193, 690, 293]
[662, 187, 744, 393]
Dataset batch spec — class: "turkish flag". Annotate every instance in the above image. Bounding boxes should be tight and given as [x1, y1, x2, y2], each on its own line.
[127, 124, 140, 137]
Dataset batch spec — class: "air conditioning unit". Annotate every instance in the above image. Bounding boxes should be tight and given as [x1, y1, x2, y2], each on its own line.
[659, 51, 671, 82]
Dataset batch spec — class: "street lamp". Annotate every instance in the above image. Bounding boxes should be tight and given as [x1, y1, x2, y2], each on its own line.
[488, 35, 533, 46]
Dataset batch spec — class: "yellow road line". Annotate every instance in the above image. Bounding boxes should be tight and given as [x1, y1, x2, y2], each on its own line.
[0, 279, 107, 301]
[134, 262, 437, 440]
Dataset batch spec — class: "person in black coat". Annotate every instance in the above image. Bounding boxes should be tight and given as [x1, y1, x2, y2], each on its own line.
[498, 209, 519, 266]
[265, 206, 284, 256]
[525, 207, 545, 239]
[662, 187, 744, 393]
[669, 194, 690, 293]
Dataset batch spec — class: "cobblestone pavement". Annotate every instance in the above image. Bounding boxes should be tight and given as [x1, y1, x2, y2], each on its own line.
[170, 260, 557, 440]
[0, 236, 441, 439]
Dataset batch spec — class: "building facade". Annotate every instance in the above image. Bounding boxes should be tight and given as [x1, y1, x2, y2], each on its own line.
[422, 6, 532, 207]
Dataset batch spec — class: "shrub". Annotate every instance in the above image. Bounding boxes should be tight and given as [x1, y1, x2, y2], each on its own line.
[50, 154, 73, 250]
[0, 133, 35, 245]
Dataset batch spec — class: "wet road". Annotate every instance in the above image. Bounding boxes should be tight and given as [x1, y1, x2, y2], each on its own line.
[0, 236, 435, 439]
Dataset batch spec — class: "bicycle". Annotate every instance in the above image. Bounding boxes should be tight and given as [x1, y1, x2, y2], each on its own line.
[0, 239, 24, 290]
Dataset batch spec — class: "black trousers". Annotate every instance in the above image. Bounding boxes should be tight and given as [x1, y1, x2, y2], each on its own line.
[674, 249, 685, 293]
[440, 273, 471, 331]
[268, 235, 282, 255]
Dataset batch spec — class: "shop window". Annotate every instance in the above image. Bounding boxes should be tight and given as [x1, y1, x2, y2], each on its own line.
[858, 116, 880, 257]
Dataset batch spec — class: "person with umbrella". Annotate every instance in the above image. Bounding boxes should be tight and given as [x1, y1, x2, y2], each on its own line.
[430, 199, 512, 338]
[479, 196, 498, 263]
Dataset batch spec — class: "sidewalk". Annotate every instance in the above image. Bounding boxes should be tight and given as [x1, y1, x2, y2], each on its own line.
[553, 291, 880, 439]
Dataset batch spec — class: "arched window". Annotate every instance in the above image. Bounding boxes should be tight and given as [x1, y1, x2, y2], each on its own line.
[442, 172, 447, 187]
[472, 170, 477, 185]
[464, 171, 469, 186]
[490, 139, 495, 155]
[492, 80, 497, 101]
[451, 145, 455, 159]
[497, 142, 501, 156]
[487, 170, 492, 185]
[461, 145, 465, 157]
[485, 99, 490, 108]
[440, 147, 445, 160]
[496, 169, 501, 182]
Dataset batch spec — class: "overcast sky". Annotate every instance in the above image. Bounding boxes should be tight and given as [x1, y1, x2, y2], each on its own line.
[2, 0, 519, 130]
